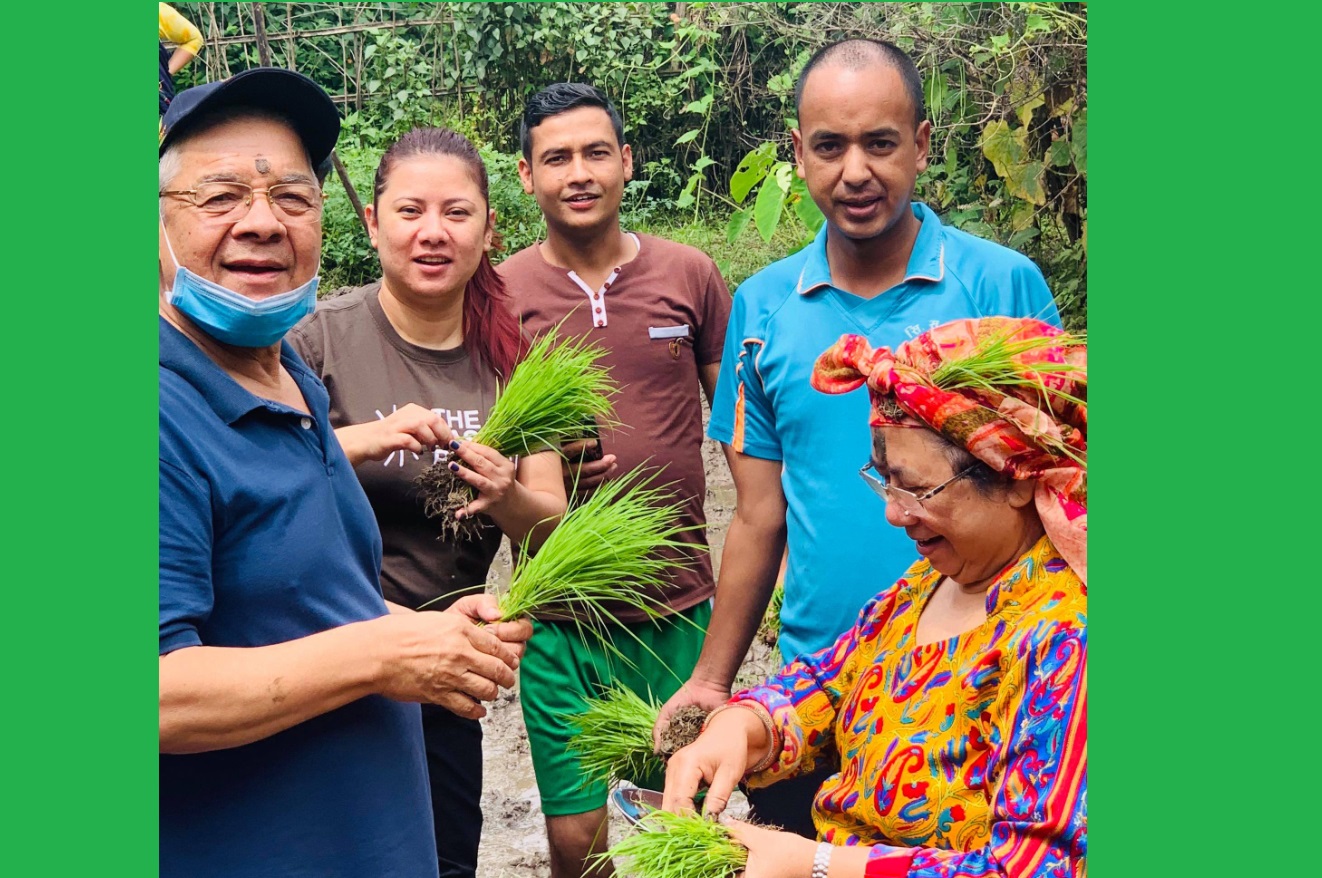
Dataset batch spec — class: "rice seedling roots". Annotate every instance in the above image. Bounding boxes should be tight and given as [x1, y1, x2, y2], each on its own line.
[657, 705, 709, 758]
[414, 462, 486, 542]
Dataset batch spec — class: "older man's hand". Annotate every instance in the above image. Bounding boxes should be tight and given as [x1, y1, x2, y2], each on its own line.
[447, 593, 534, 661]
[371, 610, 523, 719]
[335, 402, 454, 466]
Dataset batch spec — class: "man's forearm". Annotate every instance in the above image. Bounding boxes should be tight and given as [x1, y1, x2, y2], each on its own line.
[332, 423, 374, 466]
[690, 512, 788, 690]
[159, 619, 385, 755]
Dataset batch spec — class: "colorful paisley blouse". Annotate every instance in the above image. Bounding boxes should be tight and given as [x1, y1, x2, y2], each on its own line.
[736, 535, 1086, 877]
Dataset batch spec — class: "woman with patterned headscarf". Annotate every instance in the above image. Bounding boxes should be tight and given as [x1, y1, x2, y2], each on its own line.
[663, 317, 1086, 878]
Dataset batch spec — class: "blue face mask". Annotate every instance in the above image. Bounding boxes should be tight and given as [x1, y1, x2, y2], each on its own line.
[160, 219, 318, 348]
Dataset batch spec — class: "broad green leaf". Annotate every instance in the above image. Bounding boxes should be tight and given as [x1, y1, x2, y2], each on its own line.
[730, 142, 776, 204]
[754, 175, 785, 243]
[676, 172, 701, 210]
[1026, 14, 1050, 34]
[674, 128, 701, 146]
[1008, 227, 1040, 249]
[1016, 95, 1045, 128]
[693, 156, 716, 172]
[790, 175, 825, 235]
[1047, 139, 1073, 168]
[990, 33, 1010, 52]
[1010, 201, 1036, 232]
[980, 120, 1024, 179]
[1070, 109, 1087, 177]
[773, 162, 794, 193]
[364, 44, 378, 60]
[1006, 68, 1043, 108]
[767, 72, 793, 96]
[681, 94, 714, 115]
[726, 206, 752, 244]
[1006, 161, 1047, 206]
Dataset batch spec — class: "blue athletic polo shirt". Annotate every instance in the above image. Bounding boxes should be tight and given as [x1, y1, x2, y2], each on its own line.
[158, 317, 437, 878]
[709, 203, 1060, 662]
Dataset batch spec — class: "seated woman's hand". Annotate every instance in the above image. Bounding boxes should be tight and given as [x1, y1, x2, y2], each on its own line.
[445, 439, 518, 519]
[662, 707, 757, 817]
[446, 593, 533, 660]
[725, 820, 816, 878]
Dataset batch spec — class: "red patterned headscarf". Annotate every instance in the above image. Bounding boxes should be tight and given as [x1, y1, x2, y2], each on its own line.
[811, 317, 1087, 583]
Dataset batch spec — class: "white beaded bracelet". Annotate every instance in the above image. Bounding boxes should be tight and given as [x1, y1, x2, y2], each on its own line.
[811, 841, 832, 878]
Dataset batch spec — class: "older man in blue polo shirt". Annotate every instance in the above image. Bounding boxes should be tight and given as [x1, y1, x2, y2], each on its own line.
[654, 39, 1060, 836]
[157, 68, 531, 878]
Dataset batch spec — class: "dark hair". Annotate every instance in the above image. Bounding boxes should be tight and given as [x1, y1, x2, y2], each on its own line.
[870, 428, 1006, 498]
[373, 127, 527, 379]
[519, 82, 624, 159]
[795, 39, 926, 129]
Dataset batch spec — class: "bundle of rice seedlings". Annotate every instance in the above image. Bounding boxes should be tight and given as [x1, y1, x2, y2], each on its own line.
[568, 684, 664, 788]
[602, 810, 748, 878]
[929, 328, 1086, 405]
[928, 326, 1087, 466]
[495, 467, 697, 641]
[416, 327, 618, 539]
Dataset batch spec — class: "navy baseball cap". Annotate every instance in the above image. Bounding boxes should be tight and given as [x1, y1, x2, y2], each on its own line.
[159, 67, 340, 167]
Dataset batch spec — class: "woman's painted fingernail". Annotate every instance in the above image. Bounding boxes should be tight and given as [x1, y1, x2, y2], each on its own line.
[449, 462, 460, 472]
[449, 440, 461, 451]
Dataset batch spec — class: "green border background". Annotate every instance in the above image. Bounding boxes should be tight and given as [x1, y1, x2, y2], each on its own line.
[8, 3, 1293, 876]
[1089, 4, 1303, 878]
[5, 4, 156, 877]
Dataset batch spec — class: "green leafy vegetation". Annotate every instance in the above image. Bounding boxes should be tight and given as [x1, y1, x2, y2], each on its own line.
[176, 3, 1086, 327]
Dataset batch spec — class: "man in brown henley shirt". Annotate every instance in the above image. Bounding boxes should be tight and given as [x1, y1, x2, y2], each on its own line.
[497, 82, 732, 878]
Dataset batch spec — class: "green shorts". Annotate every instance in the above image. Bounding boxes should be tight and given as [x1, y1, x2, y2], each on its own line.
[521, 601, 711, 816]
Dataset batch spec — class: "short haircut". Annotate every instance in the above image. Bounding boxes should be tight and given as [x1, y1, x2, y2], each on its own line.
[795, 39, 926, 129]
[158, 106, 323, 188]
[519, 82, 624, 159]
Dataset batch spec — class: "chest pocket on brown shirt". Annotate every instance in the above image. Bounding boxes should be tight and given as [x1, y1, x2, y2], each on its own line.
[648, 324, 692, 360]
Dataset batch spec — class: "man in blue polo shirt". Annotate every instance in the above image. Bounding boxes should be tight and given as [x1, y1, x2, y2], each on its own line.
[654, 39, 1059, 835]
[157, 68, 531, 878]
